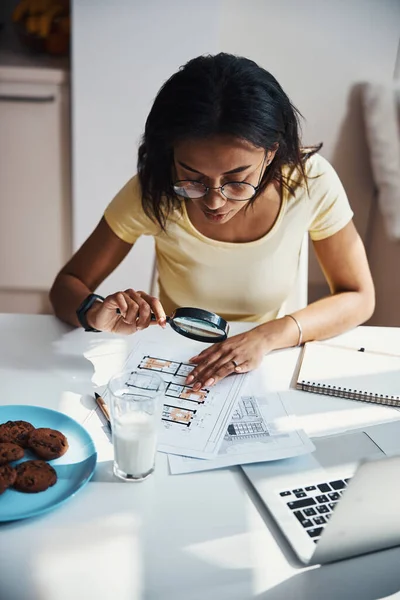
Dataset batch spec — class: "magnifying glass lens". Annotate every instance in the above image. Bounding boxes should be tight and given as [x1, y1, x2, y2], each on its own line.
[172, 316, 226, 338]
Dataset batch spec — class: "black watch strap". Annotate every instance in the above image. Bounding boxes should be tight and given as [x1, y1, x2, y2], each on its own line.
[76, 293, 105, 332]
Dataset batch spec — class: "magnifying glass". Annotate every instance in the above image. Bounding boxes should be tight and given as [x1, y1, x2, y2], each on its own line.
[159, 307, 229, 343]
[117, 306, 229, 343]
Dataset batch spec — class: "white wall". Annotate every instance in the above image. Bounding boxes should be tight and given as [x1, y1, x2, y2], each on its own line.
[72, 0, 221, 295]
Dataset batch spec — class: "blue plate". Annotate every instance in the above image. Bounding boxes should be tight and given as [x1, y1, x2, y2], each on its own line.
[0, 405, 97, 522]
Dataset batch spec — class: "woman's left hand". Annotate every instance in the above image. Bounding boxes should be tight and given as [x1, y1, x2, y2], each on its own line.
[185, 328, 270, 390]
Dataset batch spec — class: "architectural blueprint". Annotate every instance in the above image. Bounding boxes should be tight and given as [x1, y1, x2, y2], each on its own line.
[168, 369, 315, 474]
[117, 341, 246, 459]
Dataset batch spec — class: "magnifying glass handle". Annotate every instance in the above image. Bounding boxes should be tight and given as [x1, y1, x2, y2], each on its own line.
[150, 314, 171, 323]
[116, 308, 169, 324]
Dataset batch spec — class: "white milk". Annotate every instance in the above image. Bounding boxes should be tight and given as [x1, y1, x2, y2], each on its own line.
[113, 412, 157, 476]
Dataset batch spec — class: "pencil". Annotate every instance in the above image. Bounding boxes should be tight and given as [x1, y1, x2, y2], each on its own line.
[94, 392, 112, 432]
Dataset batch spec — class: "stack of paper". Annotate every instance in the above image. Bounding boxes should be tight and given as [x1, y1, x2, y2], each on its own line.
[120, 341, 314, 474]
[168, 370, 315, 474]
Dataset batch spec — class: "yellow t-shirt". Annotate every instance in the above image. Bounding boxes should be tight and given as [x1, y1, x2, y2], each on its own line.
[104, 154, 353, 323]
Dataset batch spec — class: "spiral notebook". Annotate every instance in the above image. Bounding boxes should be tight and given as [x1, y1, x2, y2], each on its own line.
[296, 342, 400, 407]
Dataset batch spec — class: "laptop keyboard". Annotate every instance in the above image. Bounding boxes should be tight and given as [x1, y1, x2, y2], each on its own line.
[278, 478, 352, 543]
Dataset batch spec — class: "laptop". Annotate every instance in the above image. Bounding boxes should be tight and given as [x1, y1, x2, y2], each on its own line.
[242, 427, 400, 565]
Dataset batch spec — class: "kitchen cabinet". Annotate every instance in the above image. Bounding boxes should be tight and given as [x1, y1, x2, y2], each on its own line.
[0, 62, 70, 313]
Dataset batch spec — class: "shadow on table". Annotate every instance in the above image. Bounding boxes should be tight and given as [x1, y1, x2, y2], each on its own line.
[0, 318, 96, 403]
[89, 459, 261, 597]
[91, 458, 116, 482]
[0, 465, 256, 600]
[255, 545, 400, 600]
[0, 315, 126, 381]
[0, 318, 136, 432]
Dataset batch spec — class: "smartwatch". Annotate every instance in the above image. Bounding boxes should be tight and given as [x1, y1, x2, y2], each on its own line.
[76, 293, 104, 332]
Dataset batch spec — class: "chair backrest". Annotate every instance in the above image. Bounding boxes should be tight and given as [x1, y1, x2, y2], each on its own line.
[150, 233, 309, 317]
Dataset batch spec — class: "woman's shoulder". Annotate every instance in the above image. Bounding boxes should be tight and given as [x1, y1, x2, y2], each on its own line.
[283, 152, 342, 196]
[104, 174, 160, 242]
[303, 152, 336, 179]
[301, 154, 353, 240]
[303, 153, 349, 203]
[114, 174, 143, 204]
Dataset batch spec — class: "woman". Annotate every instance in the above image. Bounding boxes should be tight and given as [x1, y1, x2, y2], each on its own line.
[50, 53, 375, 392]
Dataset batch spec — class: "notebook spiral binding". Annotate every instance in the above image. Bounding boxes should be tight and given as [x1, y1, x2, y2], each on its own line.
[297, 381, 400, 407]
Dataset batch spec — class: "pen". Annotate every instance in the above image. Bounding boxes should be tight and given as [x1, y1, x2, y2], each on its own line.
[94, 392, 112, 432]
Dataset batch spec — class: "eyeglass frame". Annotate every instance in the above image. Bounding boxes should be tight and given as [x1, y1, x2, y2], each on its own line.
[172, 153, 270, 202]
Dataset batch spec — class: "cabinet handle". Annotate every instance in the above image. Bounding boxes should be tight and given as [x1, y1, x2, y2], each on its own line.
[0, 94, 55, 103]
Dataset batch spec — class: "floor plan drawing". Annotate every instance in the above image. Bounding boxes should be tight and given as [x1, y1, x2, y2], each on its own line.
[139, 355, 209, 405]
[139, 356, 194, 378]
[168, 369, 315, 474]
[120, 340, 247, 459]
[125, 370, 161, 393]
[165, 382, 208, 403]
[162, 404, 196, 426]
[226, 396, 270, 442]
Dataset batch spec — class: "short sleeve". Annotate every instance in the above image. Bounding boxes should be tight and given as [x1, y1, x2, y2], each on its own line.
[104, 175, 159, 244]
[307, 155, 354, 241]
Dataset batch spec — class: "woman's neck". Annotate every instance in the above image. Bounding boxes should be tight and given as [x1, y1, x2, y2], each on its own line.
[185, 181, 282, 243]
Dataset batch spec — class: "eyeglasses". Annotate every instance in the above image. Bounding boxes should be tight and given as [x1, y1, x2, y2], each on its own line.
[173, 155, 268, 202]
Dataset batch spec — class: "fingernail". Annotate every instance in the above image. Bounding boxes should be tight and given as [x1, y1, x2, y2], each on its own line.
[186, 374, 194, 383]
[137, 326, 143, 331]
[204, 378, 214, 387]
[189, 356, 198, 362]
[159, 317, 167, 328]
[193, 382, 201, 391]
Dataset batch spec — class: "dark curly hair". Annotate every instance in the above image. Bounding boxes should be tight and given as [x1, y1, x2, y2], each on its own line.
[138, 52, 320, 229]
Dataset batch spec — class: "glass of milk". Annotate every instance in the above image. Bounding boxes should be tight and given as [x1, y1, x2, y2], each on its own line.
[108, 370, 165, 482]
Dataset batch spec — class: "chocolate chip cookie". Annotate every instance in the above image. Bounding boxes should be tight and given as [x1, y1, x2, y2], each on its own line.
[13, 460, 57, 493]
[28, 428, 69, 460]
[0, 420, 35, 448]
[0, 464, 17, 494]
[0, 442, 24, 465]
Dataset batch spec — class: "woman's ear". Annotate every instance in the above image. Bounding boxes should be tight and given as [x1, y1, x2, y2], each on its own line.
[267, 143, 279, 164]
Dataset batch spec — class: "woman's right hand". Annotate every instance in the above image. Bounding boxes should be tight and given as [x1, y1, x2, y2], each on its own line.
[85, 289, 167, 334]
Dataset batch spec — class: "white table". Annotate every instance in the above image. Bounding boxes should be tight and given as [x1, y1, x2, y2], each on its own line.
[1, 314, 400, 600]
